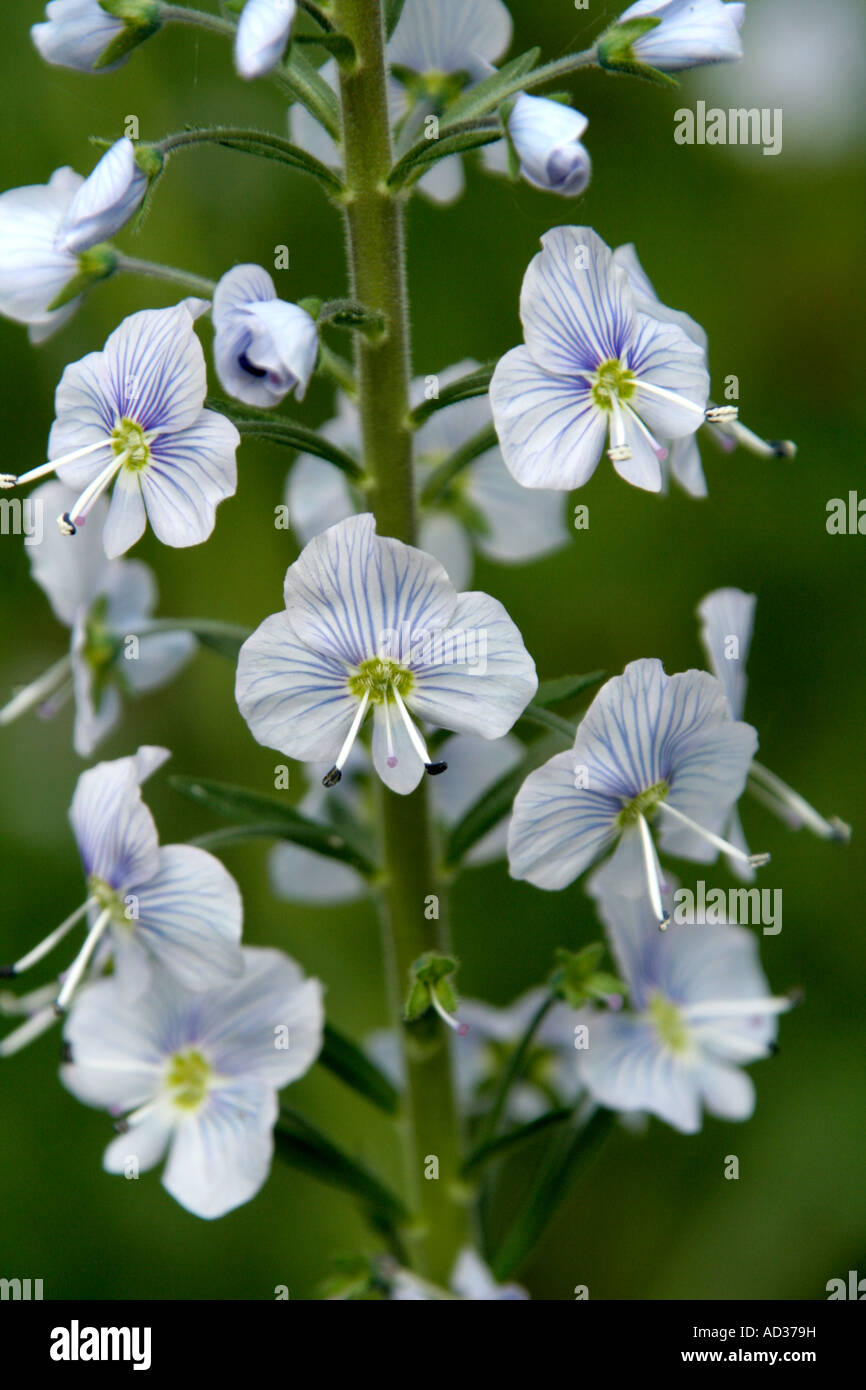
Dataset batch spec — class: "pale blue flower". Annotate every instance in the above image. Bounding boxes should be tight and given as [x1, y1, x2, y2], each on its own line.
[490, 227, 710, 492]
[0, 480, 195, 756]
[0, 748, 244, 1057]
[507, 95, 591, 197]
[212, 264, 318, 408]
[615, 0, 746, 73]
[578, 881, 790, 1133]
[508, 658, 766, 925]
[31, 0, 127, 72]
[235, 0, 296, 81]
[57, 138, 147, 254]
[61, 946, 324, 1219]
[287, 363, 568, 589]
[0, 167, 85, 342]
[0, 301, 239, 557]
[391, 1249, 528, 1300]
[698, 588, 850, 850]
[236, 513, 537, 796]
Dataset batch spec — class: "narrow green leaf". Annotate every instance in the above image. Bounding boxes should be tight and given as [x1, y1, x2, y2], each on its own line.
[139, 617, 250, 660]
[385, 0, 408, 39]
[473, 994, 556, 1150]
[492, 1109, 616, 1279]
[208, 131, 344, 194]
[278, 44, 342, 138]
[518, 704, 577, 740]
[275, 1107, 408, 1227]
[443, 758, 528, 867]
[409, 363, 495, 428]
[293, 32, 356, 66]
[462, 1107, 572, 1175]
[446, 48, 542, 124]
[207, 398, 364, 479]
[534, 671, 606, 708]
[388, 124, 501, 192]
[420, 423, 499, 505]
[172, 776, 377, 877]
[320, 1023, 399, 1114]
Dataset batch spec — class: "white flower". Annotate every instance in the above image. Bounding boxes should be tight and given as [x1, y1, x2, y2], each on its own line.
[61, 946, 324, 1219]
[31, 0, 127, 73]
[612, 0, 746, 72]
[212, 264, 318, 408]
[57, 138, 148, 254]
[0, 480, 195, 756]
[390, 1248, 528, 1300]
[0, 167, 85, 342]
[235, 0, 296, 80]
[236, 513, 537, 796]
[507, 95, 591, 197]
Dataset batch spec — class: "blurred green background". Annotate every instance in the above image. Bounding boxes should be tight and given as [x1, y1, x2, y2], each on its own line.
[1, 1, 864, 1301]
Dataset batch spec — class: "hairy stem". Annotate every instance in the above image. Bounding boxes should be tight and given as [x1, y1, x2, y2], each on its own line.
[332, 0, 471, 1284]
[114, 254, 216, 298]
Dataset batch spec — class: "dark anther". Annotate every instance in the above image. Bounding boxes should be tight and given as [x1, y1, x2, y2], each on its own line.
[322, 767, 342, 788]
[61, 1042, 74, 1064]
[425, 761, 448, 776]
[60, 512, 77, 535]
[238, 351, 268, 379]
[0, 964, 16, 979]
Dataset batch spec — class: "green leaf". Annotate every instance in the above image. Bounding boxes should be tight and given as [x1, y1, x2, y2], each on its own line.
[318, 298, 385, 338]
[206, 130, 345, 195]
[518, 703, 577, 741]
[319, 1024, 400, 1114]
[278, 44, 342, 138]
[171, 776, 377, 878]
[550, 945, 625, 1009]
[385, 0, 408, 39]
[293, 32, 356, 67]
[420, 423, 499, 506]
[534, 671, 606, 708]
[404, 952, 460, 1023]
[275, 1107, 408, 1229]
[472, 993, 556, 1150]
[409, 363, 495, 428]
[463, 1107, 572, 1175]
[206, 398, 364, 479]
[387, 123, 502, 192]
[446, 48, 542, 124]
[492, 1109, 616, 1279]
[596, 17, 679, 89]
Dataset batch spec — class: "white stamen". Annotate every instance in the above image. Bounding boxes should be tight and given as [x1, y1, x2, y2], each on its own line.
[429, 988, 469, 1036]
[607, 399, 632, 463]
[622, 401, 668, 460]
[391, 686, 433, 766]
[11, 437, 113, 488]
[686, 1027, 776, 1060]
[633, 378, 705, 417]
[0, 654, 72, 726]
[657, 801, 770, 868]
[335, 689, 370, 772]
[705, 405, 738, 424]
[748, 761, 850, 842]
[59, 451, 126, 533]
[682, 996, 793, 1021]
[0, 1005, 59, 1058]
[3, 896, 96, 976]
[382, 694, 397, 767]
[637, 813, 670, 930]
[55, 908, 112, 1013]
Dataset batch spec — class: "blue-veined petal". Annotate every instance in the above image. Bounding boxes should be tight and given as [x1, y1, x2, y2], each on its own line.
[389, 0, 512, 78]
[579, 1012, 703, 1132]
[520, 227, 635, 378]
[57, 137, 147, 254]
[508, 748, 622, 890]
[139, 409, 238, 549]
[162, 1079, 277, 1219]
[27, 481, 112, 626]
[372, 700, 425, 794]
[128, 844, 244, 992]
[69, 745, 169, 888]
[490, 345, 607, 489]
[696, 586, 756, 720]
[235, 0, 296, 81]
[101, 303, 208, 434]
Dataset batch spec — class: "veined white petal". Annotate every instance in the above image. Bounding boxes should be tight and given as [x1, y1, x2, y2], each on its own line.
[490, 345, 608, 490]
[129, 844, 244, 992]
[235, 0, 296, 81]
[696, 586, 756, 720]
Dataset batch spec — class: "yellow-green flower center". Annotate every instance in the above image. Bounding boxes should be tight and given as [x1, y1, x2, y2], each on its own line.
[591, 358, 636, 411]
[166, 1049, 212, 1110]
[648, 992, 690, 1053]
[111, 418, 150, 471]
[348, 657, 413, 705]
[618, 779, 669, 827]
[88, 875, 130, 927]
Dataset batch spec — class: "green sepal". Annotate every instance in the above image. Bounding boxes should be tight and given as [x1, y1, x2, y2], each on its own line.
[596, 17, 680, 89]
[446, 47, 542, 125]
[550, 945, 626, 1009]
[95, 1, 162, 70]
[385, 0, 408, 40]
[405, 952, 459, 1023]
[46, 243, 118, 312]
[133, 142, 164, 180]
[318, 298, 386, 339]
[317, 1255, 384, 1302]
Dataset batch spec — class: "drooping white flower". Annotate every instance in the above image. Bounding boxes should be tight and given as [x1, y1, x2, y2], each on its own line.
[390, 1248, 528, 1300]
[0, 301, 239, 557]
[212, 264, 318, 408]
[609, 0, 746, 74]
[286, 363, 568, 589]
[507, 95, 592, 198]
[0, 167, 86, 342]
[490, 228, 710, 492]
[0, 481, 195, 756]
[57, 138, 148, 254]
[508, 658, 767, 926]
[61, 946, 324, 1219]
[235, 0, 296, 81]
[698, 588, 850, 855]
[578, 880, 790, 1133]
[31, 0, 127, 73]
[0, 748, 244, 1057]
[236, 513, 537, 796]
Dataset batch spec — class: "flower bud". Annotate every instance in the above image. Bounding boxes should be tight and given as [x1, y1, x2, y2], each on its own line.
[234, 0, 296, 81]
[31, 0, 163, 75]
[507, 94, 591, 198]
[57, 139, 152, 254]
[600, 0, 745, 78]
[213, 264, 318, 408]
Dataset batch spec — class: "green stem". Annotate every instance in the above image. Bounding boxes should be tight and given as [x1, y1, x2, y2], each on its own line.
[475, 994, 555, 1149]
[161, 5, 235, 41]
[115, 254, 216, 298]
[332, 0, 471, 1285]
[157, 126, 344, 196]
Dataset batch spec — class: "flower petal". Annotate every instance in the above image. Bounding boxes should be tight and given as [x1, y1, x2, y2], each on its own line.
[102, 467, 147, 558]
[579, 1012, 702, 1132]
[696, 586, 756, 720]
[490, 346, 607, 489]
[520, 226, 635, 377]
[101, 303, 209, 435]
[103, 1112, 173, 1175]
[162, 1080, 277, 1218]
[139, 409, 239, 549]
[27, 481, 112, 625]
[69, 746, 169, 888]
[372, 700, 425, 794]
[129, 844, 244, 991]
[508, 748, 622, 890]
